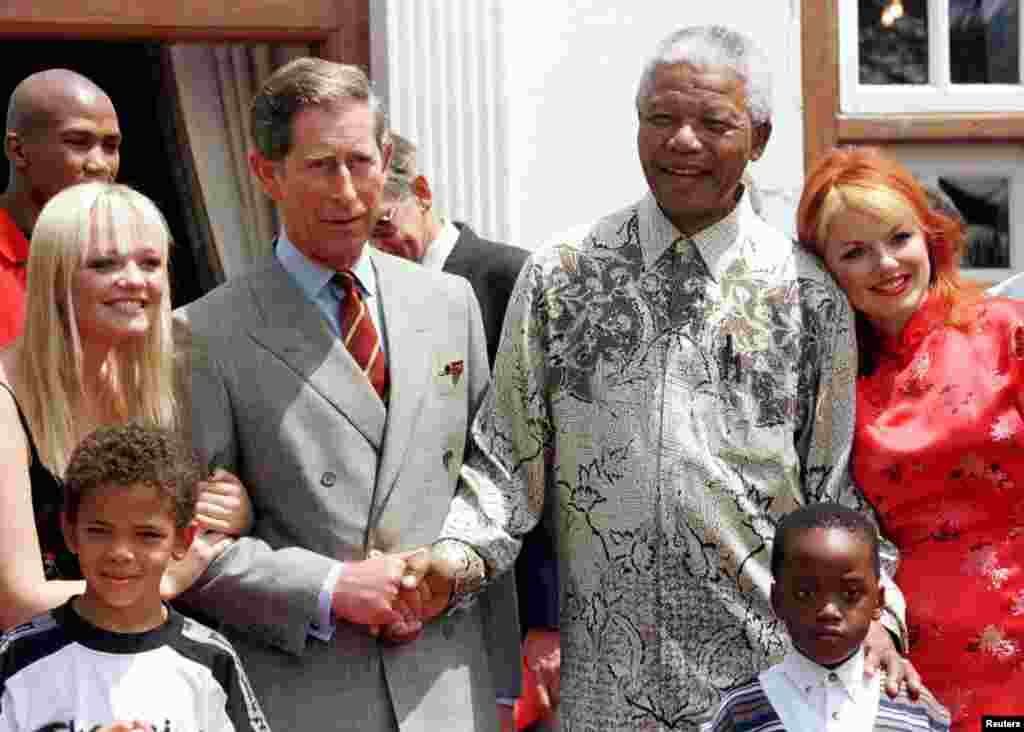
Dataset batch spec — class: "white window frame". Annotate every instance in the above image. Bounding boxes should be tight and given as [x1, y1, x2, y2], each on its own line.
[892, 144, 1024, 282]
[840, 0, 1024, 114]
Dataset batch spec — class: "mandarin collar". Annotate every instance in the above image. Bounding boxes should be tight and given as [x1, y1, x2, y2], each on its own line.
[877, 292, 949, 359]
[640, 188, 748, 280]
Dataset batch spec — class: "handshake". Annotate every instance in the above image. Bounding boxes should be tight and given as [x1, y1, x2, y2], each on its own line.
[330, 544, 470, 644]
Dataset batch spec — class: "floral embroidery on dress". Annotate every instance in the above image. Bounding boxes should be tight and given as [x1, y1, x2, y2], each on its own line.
[968, 624, 1021, 661]
[939, 383, 974, 417]
[881, 463, 902, 483]
[991, 465, 1016, 492]
[1011, 590, 1024, 616]
[962, 544, 1011, 590]
[1010, 321, 1024, 360]
[952, 452, 1014, 491]
[900, 351, 932, 397]
[931, 519, 961, 542]
[992, 413, 1018, 443]
[955, 453, 988, 480]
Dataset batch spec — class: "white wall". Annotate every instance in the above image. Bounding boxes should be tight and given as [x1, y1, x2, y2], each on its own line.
[371, 0, 511, 243]
[374, 0, 806, 249]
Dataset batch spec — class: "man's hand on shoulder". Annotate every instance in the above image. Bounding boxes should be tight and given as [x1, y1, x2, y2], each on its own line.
[864, 619, 922, 699]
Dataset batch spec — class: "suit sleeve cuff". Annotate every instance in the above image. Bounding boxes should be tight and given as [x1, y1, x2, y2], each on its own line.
[309, 561, 344, 642]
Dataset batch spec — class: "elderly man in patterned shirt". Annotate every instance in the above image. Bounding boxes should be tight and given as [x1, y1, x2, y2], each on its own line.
[467, 25, 921, 731]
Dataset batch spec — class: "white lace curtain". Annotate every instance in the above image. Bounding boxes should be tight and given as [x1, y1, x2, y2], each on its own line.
[166, 43, 308, 280]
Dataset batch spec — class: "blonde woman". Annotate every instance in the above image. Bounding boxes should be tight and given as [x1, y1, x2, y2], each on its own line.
[0, 182, 250, 629]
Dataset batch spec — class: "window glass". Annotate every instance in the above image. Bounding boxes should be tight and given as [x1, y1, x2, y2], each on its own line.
[859, 0, 930, 84]
[935, 177, 1012, 268]
[950, 0, 1020, 83]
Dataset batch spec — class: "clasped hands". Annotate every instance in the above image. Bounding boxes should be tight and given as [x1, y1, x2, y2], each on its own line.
[331, 545, 456, 644]
[161, 469, 252, 599]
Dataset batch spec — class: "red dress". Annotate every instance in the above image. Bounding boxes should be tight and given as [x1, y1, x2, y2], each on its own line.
[854, 294, 1024, 728]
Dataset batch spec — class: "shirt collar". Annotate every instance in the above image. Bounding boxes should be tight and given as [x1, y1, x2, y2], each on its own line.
[275, 228, 377, 300]
[0, 208, 30, 265]
[779, 646, 868, 703]
[878, 290, 949, 359]
[420, 218, 460, 271]
[640, 187, 749, 280]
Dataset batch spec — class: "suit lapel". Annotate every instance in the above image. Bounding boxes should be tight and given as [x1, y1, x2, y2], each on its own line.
[245, 260, 387, 449]
[371, 251, 433, 513]
[439, 224, 477, 280]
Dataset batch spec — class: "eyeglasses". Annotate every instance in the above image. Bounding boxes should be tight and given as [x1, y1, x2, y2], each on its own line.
[373, 202, 399, 238]
[377, 203, 398, 225]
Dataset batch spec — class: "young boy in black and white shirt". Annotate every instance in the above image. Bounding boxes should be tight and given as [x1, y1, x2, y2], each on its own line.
[0, 423, 269, 732]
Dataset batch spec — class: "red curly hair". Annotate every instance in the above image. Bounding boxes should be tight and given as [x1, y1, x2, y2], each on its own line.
[796, 146, 982, 373]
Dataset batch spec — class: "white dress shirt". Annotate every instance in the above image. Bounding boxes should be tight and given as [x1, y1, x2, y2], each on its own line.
[759, 647, 880, 732]
[419, 219, 460, 270]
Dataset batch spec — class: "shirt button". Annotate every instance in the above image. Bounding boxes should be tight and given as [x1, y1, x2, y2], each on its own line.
[832, 712, 839, 721]
[828, 672, 838, 682]
[321, 471, 337, 487]
[805, 685, 813, 694]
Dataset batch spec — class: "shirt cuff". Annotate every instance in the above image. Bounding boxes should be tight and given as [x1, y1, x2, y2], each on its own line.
[309, 561, 344, 642]
[496, 698, 516, 707]
[431, 539, 486, 612]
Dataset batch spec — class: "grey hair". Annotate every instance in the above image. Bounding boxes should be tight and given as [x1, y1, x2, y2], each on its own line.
[250, 57, 389, 161]
[636, 25, 773, 125]
[383, 131, 418, 200]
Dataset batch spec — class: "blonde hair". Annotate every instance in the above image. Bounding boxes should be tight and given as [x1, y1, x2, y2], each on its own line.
[811, 183, 924, 249]
[14, 182, 177, 474]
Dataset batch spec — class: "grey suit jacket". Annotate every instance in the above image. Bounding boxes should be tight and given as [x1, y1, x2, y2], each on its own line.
[175, 248, 498, 732]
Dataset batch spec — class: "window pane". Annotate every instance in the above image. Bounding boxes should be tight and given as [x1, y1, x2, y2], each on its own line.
[934, 177, 1011, 268]
[950, 0, 1020, 83]
[860, 0, 930, 84]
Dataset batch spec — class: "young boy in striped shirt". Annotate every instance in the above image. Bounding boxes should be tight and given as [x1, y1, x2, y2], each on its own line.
[703, 503, 949, 732]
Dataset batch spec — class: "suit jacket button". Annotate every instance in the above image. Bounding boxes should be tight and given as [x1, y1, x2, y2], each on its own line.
[321, 472, 337, 487]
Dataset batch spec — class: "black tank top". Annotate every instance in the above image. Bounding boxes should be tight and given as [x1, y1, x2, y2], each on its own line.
[0, 382, 81, 580]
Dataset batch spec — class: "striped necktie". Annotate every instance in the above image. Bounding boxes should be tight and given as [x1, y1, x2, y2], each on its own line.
[334, 272, 388, 401]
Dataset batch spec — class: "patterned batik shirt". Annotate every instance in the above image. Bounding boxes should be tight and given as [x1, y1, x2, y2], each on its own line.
[468, 192, 905, 731]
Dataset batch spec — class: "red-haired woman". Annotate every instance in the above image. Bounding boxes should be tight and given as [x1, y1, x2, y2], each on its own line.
[798, 146, 1024, 727]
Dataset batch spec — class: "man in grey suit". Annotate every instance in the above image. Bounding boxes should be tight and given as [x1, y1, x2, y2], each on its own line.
[175, 58, 509, 732]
